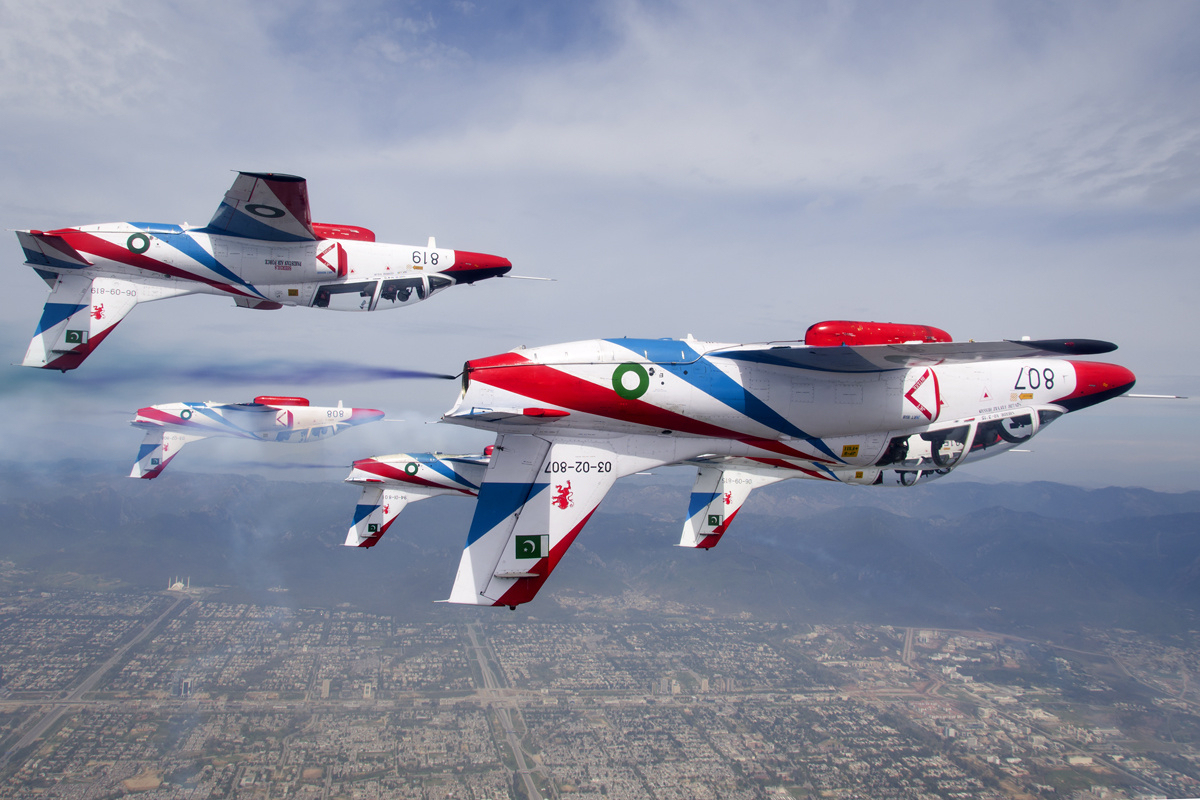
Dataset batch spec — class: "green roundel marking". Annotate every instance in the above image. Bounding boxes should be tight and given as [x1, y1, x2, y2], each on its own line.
[127, 233, 150, 254]
[246, 203, 285, 218]
[180, 409, 193, 420]
[612, 362, 650, 400]
[404, 462, 419, 476]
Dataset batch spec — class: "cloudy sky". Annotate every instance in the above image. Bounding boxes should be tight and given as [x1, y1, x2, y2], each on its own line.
[0, 0, 1196, 489]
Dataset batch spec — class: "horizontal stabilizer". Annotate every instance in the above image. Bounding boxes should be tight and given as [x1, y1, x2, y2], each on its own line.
[130, 430, 206, 479]
[716, 338, 1119, 374]
[17, 230, 93, 270]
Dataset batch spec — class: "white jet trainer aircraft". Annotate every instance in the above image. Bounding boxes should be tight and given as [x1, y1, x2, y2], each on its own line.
[342, 320, 1136, 608]
[131, 395, 383, 479]
[18, 171, 512, 370]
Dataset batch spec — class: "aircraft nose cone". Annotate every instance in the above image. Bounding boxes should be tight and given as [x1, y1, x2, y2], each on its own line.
[352, 408, 386, 423]
[1056, 361, 1136, 411]
[444, 251, 512, 282]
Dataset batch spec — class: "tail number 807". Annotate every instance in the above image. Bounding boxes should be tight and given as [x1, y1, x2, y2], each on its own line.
[544, 460, 613, 474]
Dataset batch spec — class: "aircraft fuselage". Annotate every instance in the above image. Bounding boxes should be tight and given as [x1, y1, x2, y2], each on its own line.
[443, 336, 1135, 473]
[25, 222, 509, 311]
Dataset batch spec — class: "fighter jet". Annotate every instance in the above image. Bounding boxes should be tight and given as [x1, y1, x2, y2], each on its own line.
[342, 320, 1136, 608]
[18, 171, 512, 370]
[131, 395, 383, 479]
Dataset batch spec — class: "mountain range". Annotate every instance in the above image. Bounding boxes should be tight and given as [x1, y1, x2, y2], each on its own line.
[1, 459, 1197, 635]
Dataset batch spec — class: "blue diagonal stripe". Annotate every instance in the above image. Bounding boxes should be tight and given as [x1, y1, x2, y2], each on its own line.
[352, 503, 377, 526]
[608, 338, 839, 461]
[688, 491, 720, 519]
[465, 482, 548, 546]
[152, 230, 265, 298]
[419, 454, 480, 490]
[34, 303, 87, 335]
[190, 404, 256, 436]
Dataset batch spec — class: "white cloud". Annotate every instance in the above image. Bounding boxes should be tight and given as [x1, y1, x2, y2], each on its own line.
[362, 2, 1200, 207]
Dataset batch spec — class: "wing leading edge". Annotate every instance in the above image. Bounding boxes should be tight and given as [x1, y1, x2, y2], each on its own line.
[715, 338, 1118, 373]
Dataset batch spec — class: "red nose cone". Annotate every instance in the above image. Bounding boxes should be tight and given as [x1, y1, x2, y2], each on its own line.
[1056, 361, 1136, 411]
[351, 408, 386, 423]
[444, 251, 512, 282]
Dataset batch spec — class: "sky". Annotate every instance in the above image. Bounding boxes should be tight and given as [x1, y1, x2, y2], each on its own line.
[0, 0, 1196, 490]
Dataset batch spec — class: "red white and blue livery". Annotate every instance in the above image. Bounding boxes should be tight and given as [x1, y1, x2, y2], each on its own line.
[132, 395, 383, 479]
[18, 171, 512, 371]
[344, 320, 1136, 608]
[344, 449, 490, 548]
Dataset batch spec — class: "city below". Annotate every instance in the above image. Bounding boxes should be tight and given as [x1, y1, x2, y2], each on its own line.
[0, 575, 1196, 800]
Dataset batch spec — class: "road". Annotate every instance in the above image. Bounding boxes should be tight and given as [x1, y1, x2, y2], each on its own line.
[0, 594, 190, 771]
[466, 623, 549, 800]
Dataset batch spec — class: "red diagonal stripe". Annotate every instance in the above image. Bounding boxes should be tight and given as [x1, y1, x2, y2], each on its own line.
[470, 356, 831, 462]
[61, 230, 257, 298]
[354, 460, 476, 495]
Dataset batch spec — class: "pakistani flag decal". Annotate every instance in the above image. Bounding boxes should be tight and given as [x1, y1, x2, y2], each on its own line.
[515, 534, 550, 559]
[707, 514, 722, 528]
[367, 523, 379, 533]
[65, 330, 88, 345]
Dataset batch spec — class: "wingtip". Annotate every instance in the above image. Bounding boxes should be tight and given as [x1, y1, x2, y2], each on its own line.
[1009, 338, 1118, 355]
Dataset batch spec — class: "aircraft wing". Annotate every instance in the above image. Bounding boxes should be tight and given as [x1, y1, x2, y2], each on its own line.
[130, 430, 207, 479]
[714, 338, 1118, 373]
[446, 434, 632, 607]
[22, 275, 150, 371]
[202, 171, 318, 242]
[207, 403, 279, 412]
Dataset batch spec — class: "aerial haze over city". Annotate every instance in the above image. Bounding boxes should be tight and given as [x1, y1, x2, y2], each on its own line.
[1, 468, 1199, 798]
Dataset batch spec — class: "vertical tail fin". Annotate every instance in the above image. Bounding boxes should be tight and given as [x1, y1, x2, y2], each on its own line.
[130, 431, 206, 479]
[445, 435, 672, 608]
[345, 487, 410, 548]
[678, 466, 785, 549]
[23, 275, 141, 371]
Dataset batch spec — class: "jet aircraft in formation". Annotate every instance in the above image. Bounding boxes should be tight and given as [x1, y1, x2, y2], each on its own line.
[341, 320, 1136, 608]
[130, 396, 383, 479]
[12, 177, 1143, 611]
[17, 171, 511, 371]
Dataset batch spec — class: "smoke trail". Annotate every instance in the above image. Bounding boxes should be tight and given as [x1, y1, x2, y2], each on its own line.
[233, 461, 351, 470]
[54, 361, 458, 387]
